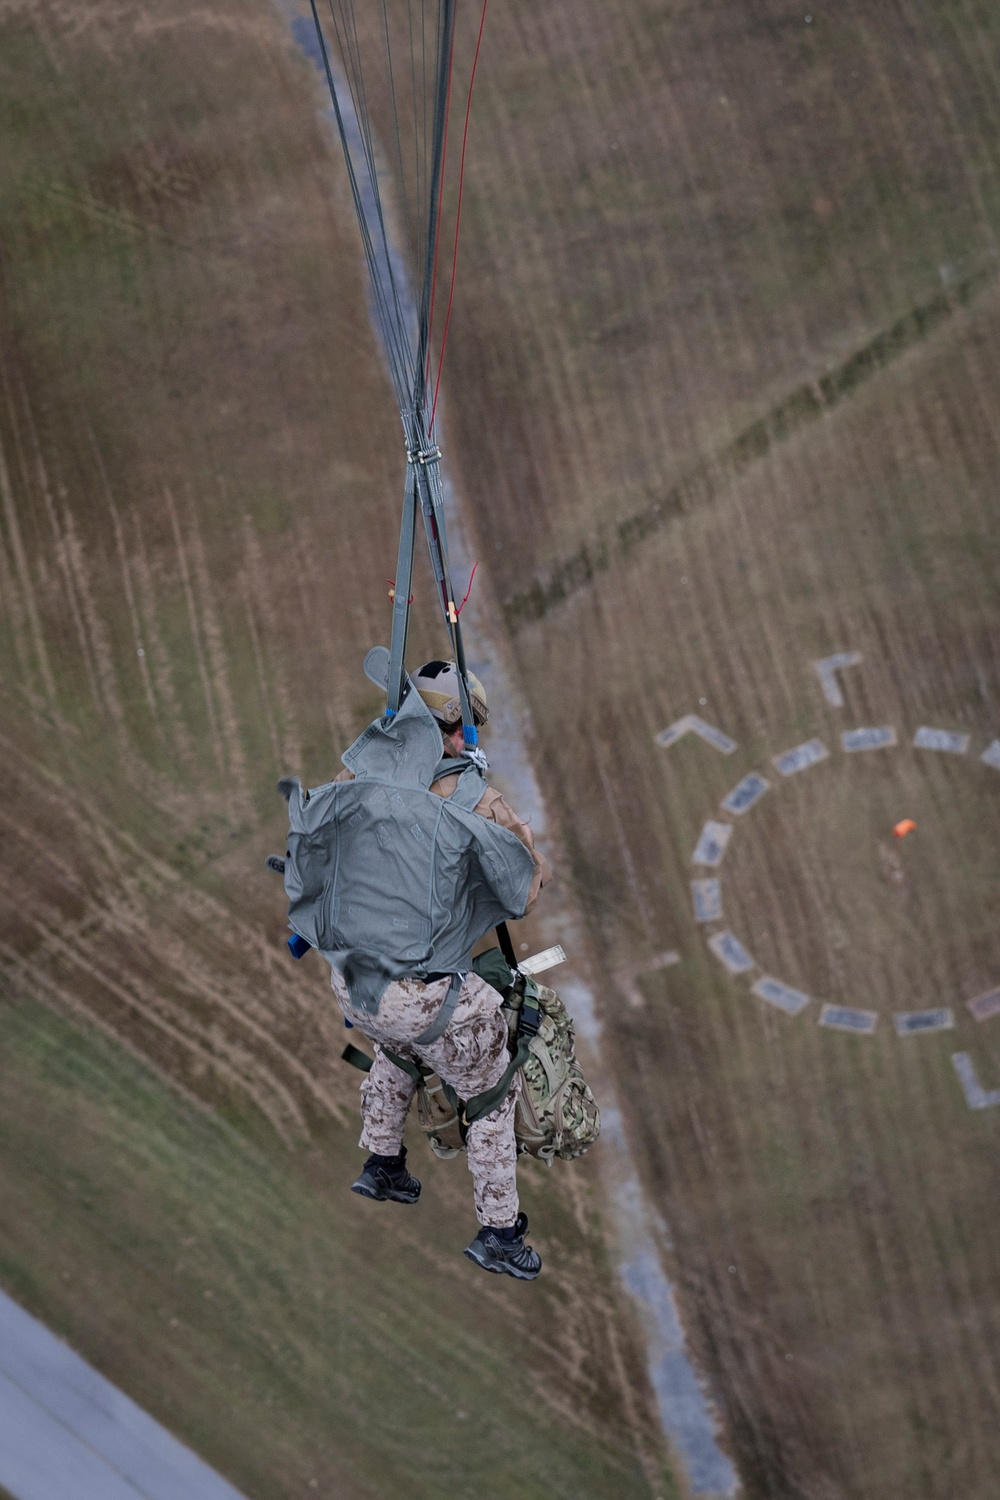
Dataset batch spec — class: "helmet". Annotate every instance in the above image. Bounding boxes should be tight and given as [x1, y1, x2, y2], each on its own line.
[412, 660, 489, 727]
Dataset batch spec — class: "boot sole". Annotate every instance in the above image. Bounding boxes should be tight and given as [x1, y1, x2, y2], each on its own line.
[463, 1245, 541, 1281]
[351, 1181, 421, 1204]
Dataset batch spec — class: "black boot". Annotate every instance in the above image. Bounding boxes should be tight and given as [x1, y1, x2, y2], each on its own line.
[351, 1146, 421, 1205]
[464, 1212, 541, 1280]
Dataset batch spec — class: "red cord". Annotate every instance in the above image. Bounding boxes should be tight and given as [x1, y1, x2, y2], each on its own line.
[455, 559, 478, 615]
[430, 0, 490, 433]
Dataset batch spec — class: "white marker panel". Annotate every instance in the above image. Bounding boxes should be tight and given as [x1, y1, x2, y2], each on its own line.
[913, 726, 970, 754]
[966, 987, 1000, 1022]
[893, 1008, 954, 1035]
[818, 1004, 878, 1034]
[752, 976, 811, 1016]
[952, 1053, 1000, 1110]
[842, 727, 897, 752]
[813, 651, 862, 708]
[655, 715, 737, 754]
[692, 821, 733, 867]
[691, 878, 722, 923]
[720, 772, 770, 815]
[707, 930, 754, 975]
[772, 740, 829, 776]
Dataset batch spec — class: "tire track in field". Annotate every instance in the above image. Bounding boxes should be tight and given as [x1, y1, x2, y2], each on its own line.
[0, 936, 229, 1128]
[90, 432, 162, 727]
[0, 727, 352, 1135]
[0, 416, 57, 709]
[186, 494, 253, 820]
[15, 406, 106, 718]
[240, 513, 301, 772]
[164, 485, 227, 777]
[60, 505, 131, 737]
[0, 872, 307, 1143]
[130, 506, 199, 769]
[507, 258, 1000, 628]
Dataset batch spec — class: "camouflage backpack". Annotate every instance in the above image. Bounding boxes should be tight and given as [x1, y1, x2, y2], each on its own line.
[415, 951, 601, 1164]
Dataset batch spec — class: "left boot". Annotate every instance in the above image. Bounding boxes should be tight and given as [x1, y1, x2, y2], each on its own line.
[464, 1212, 541, 1280]
[351, 1146, 421, 1204]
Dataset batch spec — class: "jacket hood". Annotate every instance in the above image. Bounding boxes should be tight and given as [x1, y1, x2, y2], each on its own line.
[340, 645, 445, 789]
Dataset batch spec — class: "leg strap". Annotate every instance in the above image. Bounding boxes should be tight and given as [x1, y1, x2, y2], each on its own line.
[380, 1048, 427, 1085]
[341, 1042, 426, 1086]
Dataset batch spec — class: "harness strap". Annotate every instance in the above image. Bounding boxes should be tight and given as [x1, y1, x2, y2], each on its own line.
[413, 970, 464, 1046]
[496, 922, 518, 972]
[342, 1041, 428, 1087]
[380, 1047, 426, 1085]
[430, 756, 486, 809]
[340, 961, 534, 1127]
[463, 1034, 533, 1123]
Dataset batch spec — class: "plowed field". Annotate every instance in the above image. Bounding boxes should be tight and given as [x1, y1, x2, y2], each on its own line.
[4, 0, 1000, 1497]
[0, 3, 671, 1497]
[442, 3, 1000, 1496]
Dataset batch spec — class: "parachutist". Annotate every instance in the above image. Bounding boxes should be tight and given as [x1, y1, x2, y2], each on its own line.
[286, 5, 597, 1280]
[328, 660, 548, 1277]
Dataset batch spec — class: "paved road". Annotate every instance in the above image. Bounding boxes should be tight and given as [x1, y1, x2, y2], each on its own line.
[0, 1291, 247, 1500]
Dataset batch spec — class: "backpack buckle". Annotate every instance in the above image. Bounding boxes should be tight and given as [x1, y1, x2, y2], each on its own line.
[515, 975, 541, 1039]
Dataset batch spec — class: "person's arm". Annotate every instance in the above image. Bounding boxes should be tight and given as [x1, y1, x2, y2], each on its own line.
[475, 786, 552, 914]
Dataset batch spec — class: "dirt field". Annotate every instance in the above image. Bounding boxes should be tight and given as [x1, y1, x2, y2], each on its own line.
[5, 0, 1000, 1496]
[439, 2, 1000, 1496]
[0, 3, 672, 1496]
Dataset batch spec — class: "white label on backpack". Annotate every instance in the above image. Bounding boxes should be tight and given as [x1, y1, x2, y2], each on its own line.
[519, 944, 567, 976]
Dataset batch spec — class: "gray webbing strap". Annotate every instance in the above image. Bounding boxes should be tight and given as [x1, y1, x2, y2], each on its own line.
[341, 1042, 373, 1073]
[413, 971, 464, 1047]
[429, 756, 485, 808]
[413, 451, 478, 743]
[380, 1047, 426, 1084]
[463, 1034, 533, 1124]
[386, 463, 417, 717]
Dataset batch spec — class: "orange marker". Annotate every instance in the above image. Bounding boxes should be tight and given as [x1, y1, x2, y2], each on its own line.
[893, 819, 917, 838]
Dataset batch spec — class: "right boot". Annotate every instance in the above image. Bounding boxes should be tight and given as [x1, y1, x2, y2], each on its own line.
[351, 1146, 421, 1205]
[464, 1212, 541, 1280]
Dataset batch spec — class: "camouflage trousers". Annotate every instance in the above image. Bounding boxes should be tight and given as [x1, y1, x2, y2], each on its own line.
[331, 968, 520, 1228]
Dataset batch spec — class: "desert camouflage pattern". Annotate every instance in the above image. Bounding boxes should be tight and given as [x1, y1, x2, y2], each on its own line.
[416, 979, 601, 1164]
[332, 967, 521, 1227]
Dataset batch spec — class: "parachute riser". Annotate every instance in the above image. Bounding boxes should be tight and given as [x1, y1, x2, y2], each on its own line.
[385, 462, 417, 717]
[383, 422, 478, 746]
[413, 447, 478, 745]
[414, 0, 457, 413]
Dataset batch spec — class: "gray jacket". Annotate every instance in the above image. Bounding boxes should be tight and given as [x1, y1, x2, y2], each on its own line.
[280, 650, 535, 1013]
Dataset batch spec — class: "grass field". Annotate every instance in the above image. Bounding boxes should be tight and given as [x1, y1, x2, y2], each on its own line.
[0, 2, 672, 1496]
[0, 991, 663, 1500]
[5, 0, 1000, 1496]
